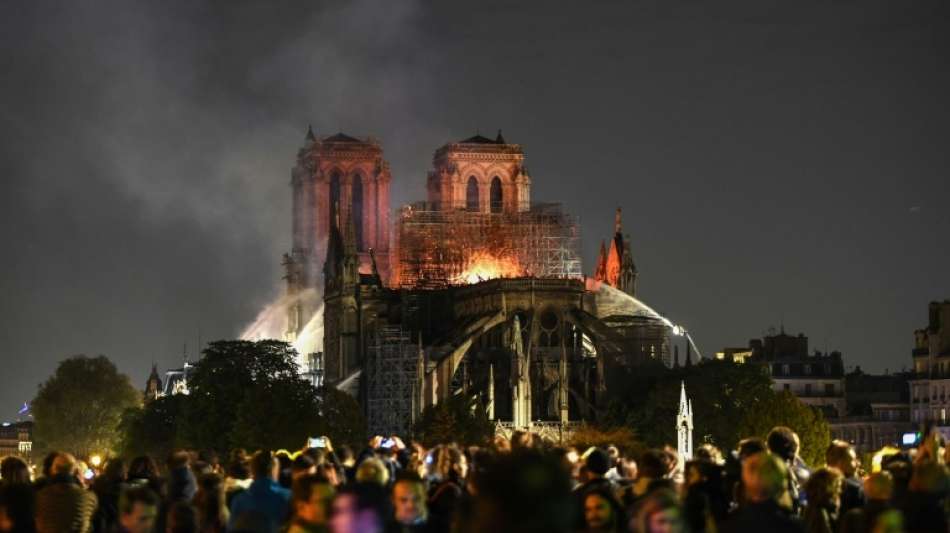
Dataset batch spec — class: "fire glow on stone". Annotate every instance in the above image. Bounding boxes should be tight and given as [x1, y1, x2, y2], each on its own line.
[454, 251, 523, 284]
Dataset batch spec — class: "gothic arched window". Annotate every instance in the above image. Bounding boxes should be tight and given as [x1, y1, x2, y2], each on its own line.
[490, 176, 503, 213]
[351, 174, 364, 250]
[466, 176, 479, 211]
[329, 171, 341, 228]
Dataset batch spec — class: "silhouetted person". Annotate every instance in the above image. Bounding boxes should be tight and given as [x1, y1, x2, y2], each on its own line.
[826, 440, 865, 515]
[723, 452, 803, 533]
[34, 453, 98, 533]
[228, 451, 290, 533]
[115, 486, 159, 533]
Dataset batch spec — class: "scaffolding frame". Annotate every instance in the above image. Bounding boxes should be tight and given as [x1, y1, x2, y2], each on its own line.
[366, 326, 418, 436]
[394, 203, 583, 288]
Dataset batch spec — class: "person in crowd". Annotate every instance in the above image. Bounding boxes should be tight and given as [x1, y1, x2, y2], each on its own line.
[682, 459, 728, 532]
[192, 473, 228, 533]
[330, 483, 390, 533]
[694, 444, 724, 465]
[621, 449, 670, 508]
[286, 473, 334, 533]
[91, 458, 126, 533]
[825, 439, 865, 514]
[766, 427, 805, 512]
[389, 472, 429, 533]
[723, 452, 803, 533]
[631, 488, 686, 533]
[839, 471, 895, 533]
[227, 450, 291, 533]
[902, 460, 950, 533]
[427, 445, 466, 533]
[166, 501, 199, 533]
[166, 452, 197, 504]
[127, 456, 164, 500]
[802, 466, 843, 533]
[197, 451, 221, 476]
[580, 485, 624, 533]
[463, 449, 574, 533]
[223, 453, 251, 508]
[356, 457, 390, 487]
[576, 447, 614, 495]
[115, 486, 159, 533]
[292, 455, 317, 481]
[34, 453, 98, 533]
[0, 456, 34, 533]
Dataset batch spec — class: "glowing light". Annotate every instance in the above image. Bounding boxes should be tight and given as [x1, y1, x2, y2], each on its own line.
[89, 455, 102, 468]
[455, 251, 522, 284]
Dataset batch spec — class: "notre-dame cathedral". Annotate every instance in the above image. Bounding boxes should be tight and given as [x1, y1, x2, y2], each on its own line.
[282, 128, 672, 438]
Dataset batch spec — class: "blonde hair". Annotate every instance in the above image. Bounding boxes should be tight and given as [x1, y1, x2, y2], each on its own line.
[355, 457, 389, 486]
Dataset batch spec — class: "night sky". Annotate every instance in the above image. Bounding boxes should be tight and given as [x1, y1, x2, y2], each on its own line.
[2, 1, 948, 419]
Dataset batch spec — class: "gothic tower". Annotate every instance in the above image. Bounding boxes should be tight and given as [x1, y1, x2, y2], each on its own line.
[426, 131, 531, 213]
[677, 381, 694, 460]
[285, 128, 392, 342]
[594, 208, 638, 297]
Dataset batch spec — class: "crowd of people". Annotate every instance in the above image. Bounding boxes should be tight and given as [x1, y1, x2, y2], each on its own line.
[0, 426, 948, 533]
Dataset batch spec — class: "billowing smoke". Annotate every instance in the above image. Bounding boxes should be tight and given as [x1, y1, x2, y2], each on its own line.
[239, 288, 324, 371]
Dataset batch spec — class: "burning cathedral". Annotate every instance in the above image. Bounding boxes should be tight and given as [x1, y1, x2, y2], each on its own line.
[274, 128, 681, 438]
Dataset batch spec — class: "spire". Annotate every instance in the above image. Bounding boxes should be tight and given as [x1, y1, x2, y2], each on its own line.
[614, 207, 623, 234]
[594, 240, 608, 281]
[679, 381, 688, 413]
[496, 129, 506, 143]
[305, 124, 316, 142]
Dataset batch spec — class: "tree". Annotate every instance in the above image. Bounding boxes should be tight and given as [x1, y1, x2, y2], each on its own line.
[32, 355, 141, 458]
[569, 424, 644, 457]
[118, 394, 186, 459]
[413, 393, 494, 447]
[179, 339, 305, 452]
[603, 359, 776, 453]
[737, 390, 832, 466]
[313, 386, 366, 450]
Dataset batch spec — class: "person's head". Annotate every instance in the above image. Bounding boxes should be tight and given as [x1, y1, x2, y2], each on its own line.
[511, 431, 535, 451]
[391, 473, 427, 525]
[166, 451, 191, 471]
[583, 486, 622, 531]
[742, 452, 788, 504]
[0, 456, 30, 484]
[638, 449, 669, 481]
[41, 452, 60, 478]
[864, 471, 894, 501]
[250, 450, 278, 481]
[804, 466, 843, 511]
[128, 455, 159, 480]
[826, 440, 858, 478]
[118, 486, 159, 533]
[100, 458, 127, 484]
[766, 426, 798, 462]
[908, 461, 950, 495]
[330, 482, 390, 533]
[50, 453, 78, 478]
[694, 444, 723, 465]
[620, 457, 638, 480]
[737, 438, 767, 461]
[583, 447, 611, 480]
[292, 473, 335, 525]
[633, 488, 684, 533]
[355, 457, 389, 486]
[292, 454, 316, 480]
[433, 445, 467, 482]
[166, 501, 199, 533]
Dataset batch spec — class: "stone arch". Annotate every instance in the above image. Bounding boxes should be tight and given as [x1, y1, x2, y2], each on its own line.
[466, 176, 479, 211]
[490, 176, 503, 213]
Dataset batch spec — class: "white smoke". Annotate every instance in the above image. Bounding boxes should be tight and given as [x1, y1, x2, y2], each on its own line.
[239, 288, 324, 371]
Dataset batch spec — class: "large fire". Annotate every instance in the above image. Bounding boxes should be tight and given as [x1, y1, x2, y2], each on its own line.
[454, 251, 523, 284]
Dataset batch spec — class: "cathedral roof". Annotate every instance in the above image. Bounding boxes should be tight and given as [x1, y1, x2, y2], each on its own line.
[459, 134, 500, 144]
[324, 132, 364, 143]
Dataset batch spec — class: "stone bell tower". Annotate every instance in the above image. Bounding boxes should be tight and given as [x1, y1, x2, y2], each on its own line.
[284, 127, 392, 342]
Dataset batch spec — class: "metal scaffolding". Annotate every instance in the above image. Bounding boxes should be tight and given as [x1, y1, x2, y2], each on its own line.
[394, 202, 583, 288]
[366, 326, 418, 437]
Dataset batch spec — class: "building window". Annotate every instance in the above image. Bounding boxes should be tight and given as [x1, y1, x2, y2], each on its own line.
[805, 383, 812, 395]
[825, 383, 835, 395]
[329, 171, 341, 228]
[782, 364, 790, 375]
[351, 174, 363, 250]
[783, 383, 790, 392]
[804, 364, 811, 375]
[490, 176, 503, 213]
[466, 176, 479, 211]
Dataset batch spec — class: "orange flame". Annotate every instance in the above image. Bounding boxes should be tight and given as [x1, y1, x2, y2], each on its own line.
[455, 251, 523, 284]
